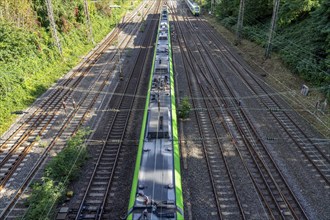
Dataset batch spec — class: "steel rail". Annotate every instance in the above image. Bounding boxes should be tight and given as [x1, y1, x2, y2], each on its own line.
[97, 2, 162, 219]
[177, 6, 308, 218]
[178, 12, 284, 219]
[169, 4, 246, 219]
[185, 15, 308, 219]
[196, 16, 330, 185]
[0, 1, 153, 218]
[169, 5, 223, 219]
[74, 2, 161, 219]
[0, 0, 152, 193]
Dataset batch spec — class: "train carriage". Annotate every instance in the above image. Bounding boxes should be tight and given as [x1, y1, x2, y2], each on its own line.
[185, 0, 200, 16]
[126, 5, 184, 220]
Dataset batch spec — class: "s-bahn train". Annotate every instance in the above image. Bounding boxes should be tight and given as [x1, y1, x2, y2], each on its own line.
[185, 0, 200, 16]
[126, 5, 184, 220]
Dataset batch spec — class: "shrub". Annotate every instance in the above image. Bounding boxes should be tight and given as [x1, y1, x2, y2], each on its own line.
[25, 129, 90, 219]
[178, 96, 191, 119]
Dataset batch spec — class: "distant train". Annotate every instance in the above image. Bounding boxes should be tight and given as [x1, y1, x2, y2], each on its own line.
[126, 5, 184, 220]
[185, 0, 200, 16]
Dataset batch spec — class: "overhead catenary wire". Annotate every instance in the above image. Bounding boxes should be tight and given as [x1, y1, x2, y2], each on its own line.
[180, 10, 330, 177]
[210, 11, 329, 111]
[239, 10, 329, 64]
[83, 136, 330, 146]
[177, 12, 328, 141]
[47, 79, 330, 129]
[52, 84, 328, 100]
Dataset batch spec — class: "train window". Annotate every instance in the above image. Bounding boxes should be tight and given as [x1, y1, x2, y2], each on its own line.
[159, 36, 167, 41]
[155, 68, 168, 74]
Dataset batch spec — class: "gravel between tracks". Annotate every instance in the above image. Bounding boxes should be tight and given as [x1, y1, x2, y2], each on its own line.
[174, 3, 329, 220]
[55, 4, 158, 219]
[205, 15, 329, 137]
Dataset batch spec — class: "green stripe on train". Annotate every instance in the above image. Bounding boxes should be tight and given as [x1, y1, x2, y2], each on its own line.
[128, 12, 184, 220]
[169, 20, 185, 218]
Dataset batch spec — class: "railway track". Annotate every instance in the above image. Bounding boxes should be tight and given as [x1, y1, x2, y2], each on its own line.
[66, 1, 162, 219]
[169, 0, 324, 219]
[193, 18, 330, 187]
[181, 10, 309, 219]
[1, 1, 154, 218]
[169, 3, 245, 219]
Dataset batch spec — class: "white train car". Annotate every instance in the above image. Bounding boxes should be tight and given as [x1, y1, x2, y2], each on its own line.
[185, 0, 200, 16]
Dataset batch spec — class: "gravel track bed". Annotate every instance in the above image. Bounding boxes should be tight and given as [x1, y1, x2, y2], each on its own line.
[55, 3, 160, 219]
[0, 40, 117, 214]
[200, 22, 330, 219]
[172, 0, 329, 219]
[1, 1, 328, 219]
[0, 1, 155, 219]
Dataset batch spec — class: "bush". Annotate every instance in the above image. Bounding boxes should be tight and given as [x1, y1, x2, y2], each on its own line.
[0, 0, 142, 135]
[178, 96, 191, 119]
[25, 129, 90, 219]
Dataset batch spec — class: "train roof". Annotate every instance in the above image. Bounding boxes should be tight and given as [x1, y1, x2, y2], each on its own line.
[128, 5, 179, 219]
[147, 107, 169, 138]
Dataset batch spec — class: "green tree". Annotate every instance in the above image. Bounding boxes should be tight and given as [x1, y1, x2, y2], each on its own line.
[245, 0, 273, 24]
[26, 129, 90, 219]
[279, 0, 319, 26]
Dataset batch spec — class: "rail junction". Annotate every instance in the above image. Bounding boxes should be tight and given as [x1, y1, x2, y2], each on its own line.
[0, 0, 329, 219]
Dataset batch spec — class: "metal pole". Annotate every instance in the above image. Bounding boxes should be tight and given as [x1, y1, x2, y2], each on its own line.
[45, 0, 62, 55]
[235, 0, 245, 45]
[84, 0, 95, 44]
[265, 0, 280, 58]
[211, 0, 214, 14]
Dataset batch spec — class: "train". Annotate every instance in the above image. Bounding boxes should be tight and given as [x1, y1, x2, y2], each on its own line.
[185, 0, 200, 16]
[126, 5, 184, 220]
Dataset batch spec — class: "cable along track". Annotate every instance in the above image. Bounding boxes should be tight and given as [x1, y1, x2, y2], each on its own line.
[170, 2, 309, 219]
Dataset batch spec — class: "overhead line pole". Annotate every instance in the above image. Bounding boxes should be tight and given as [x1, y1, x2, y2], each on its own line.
[211, 0, 214, 14]
[45, 0, 62, 55]
[84, 0, 95, 44]
[235, 0, 245, 45]
[265, 0, 280, 59]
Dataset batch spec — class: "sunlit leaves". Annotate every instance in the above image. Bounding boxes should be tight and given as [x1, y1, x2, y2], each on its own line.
[278, 0, 320, 26]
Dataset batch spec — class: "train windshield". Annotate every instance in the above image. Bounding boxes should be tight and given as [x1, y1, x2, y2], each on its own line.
[195, 7, 200, 12]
